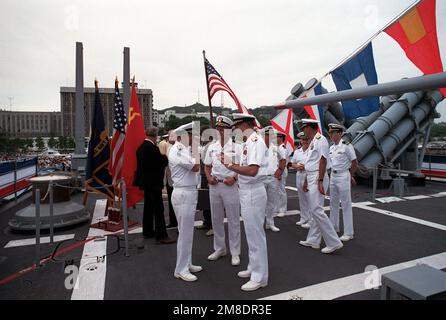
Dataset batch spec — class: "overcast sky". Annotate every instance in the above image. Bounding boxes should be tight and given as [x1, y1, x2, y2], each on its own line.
[1, 0, 445, 121]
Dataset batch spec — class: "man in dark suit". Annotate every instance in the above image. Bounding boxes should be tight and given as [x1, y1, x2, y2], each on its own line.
[162, 131, 178, 229]
[135, 127, 176, 244]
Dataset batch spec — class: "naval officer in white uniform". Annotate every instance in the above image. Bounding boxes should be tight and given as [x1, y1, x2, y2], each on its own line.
[291, 132, 311, 228]
[168, 122, 202, 282]
[261, 126, 287, 232]
[328, 123, 358, 242]
[204, 116, 242, 266]
[298, 119, 343, 254]
[219, 113, 269, 292]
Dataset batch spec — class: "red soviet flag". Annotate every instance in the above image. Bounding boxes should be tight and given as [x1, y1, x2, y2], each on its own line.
[122, 81, 146, 208]
[385, 0, 445, 97]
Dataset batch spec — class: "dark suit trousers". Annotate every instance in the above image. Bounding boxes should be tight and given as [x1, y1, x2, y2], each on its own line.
[143, 188, 168, 240]
[166, 183, 177, 227]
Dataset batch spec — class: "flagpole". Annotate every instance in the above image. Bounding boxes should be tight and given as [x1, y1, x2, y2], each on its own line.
[203, 50, 215, 128]
[113, 76, 119, 210]
[323, 0, 421, 77]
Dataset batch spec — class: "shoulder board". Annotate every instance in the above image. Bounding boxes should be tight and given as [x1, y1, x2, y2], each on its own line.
[315, 134, 321, 140]
[342, 140, 350, 145]
[251, 135, 258, 142]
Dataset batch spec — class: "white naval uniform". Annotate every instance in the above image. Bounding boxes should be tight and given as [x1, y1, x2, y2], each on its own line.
[238, 131, 269, 284]
[260, 144, 286, 227]
[168, 141, 200, 276]
[291, 146, 310, 224]
[329, 141, 357, 236]
[204, 140, 242, 257]
[304, 133, 342, 248]
[276, 144, 290, 214]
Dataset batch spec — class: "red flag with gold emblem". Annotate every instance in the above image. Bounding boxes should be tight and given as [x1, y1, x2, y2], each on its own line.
[385, 0, 445, 97]
[122, 81, 146, 208]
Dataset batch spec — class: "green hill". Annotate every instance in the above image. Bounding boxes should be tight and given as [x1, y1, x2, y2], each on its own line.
[159, 102, 232, 114]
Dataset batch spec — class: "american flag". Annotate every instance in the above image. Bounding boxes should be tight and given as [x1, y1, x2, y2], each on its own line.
[109, 80, 127, 185]
[204, 58, 261, 127]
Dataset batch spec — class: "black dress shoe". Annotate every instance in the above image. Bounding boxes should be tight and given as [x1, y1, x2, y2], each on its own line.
[157, 237, 176, 244]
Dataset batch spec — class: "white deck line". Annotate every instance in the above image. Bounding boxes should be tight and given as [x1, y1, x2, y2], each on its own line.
[355, 203, 446, 232]
[403, 195, 432, 200]
[4, 234, 75, 248]
[71, 199, 108, 300]
[431, 191, 446, 198]
[375, 196, 405, 203]
[260, 252, 446, 300]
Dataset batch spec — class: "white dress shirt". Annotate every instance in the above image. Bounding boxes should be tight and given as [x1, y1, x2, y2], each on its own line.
[329, 142, 357, 171]
[238, 131, 268, 185]
[168, 141, 199, 188]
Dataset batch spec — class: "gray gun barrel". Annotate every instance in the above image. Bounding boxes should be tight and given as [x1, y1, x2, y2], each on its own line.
[361, 90, 443, 167]
[352, 91, 424, 160]
[273, 72, 446, 110]
[344, 94, 401, 142]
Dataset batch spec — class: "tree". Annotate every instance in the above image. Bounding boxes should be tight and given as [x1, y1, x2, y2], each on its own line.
[164, 115, 210, 131]
[67, 137, 75, 149]
[0, 131, 8, 153]
[257, 116, 271, 128]
[48, 136, 57, 149]
[57, 136, 67, 150]
[431, 122, 446, 138]
[35, 136, 44, 151]
[158, 127, 167, 136]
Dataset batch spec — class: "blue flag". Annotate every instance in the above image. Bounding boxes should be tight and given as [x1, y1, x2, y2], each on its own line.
[85, 84, 114, 200]
[331, 43, 379, 120]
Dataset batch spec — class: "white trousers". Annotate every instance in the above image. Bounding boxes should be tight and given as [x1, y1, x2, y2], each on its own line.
[276, 168, 288, 214]
[172, 187, 198, 275]
[296, 172, 310, 223]
[239, 183, 268, 284]
[305, 172, 342, 248]
[263, 176, 279, 226]
[329, 171, 354, 236]
[209, 183, 241, 256]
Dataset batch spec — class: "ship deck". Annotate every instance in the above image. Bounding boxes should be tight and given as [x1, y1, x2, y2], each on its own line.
[1, 172, 446, 301]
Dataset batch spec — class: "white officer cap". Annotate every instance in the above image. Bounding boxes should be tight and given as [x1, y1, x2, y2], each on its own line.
[173, 122, 194, 133]
[215, 115, 233, 128]
[232, 113, 257, 125]
[263, 126, 286, 137]
[262, 126, 274, 134]
[161, 134, 169, 139]
[328, 123, 346, 132]
[299, 118, 320, 129]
